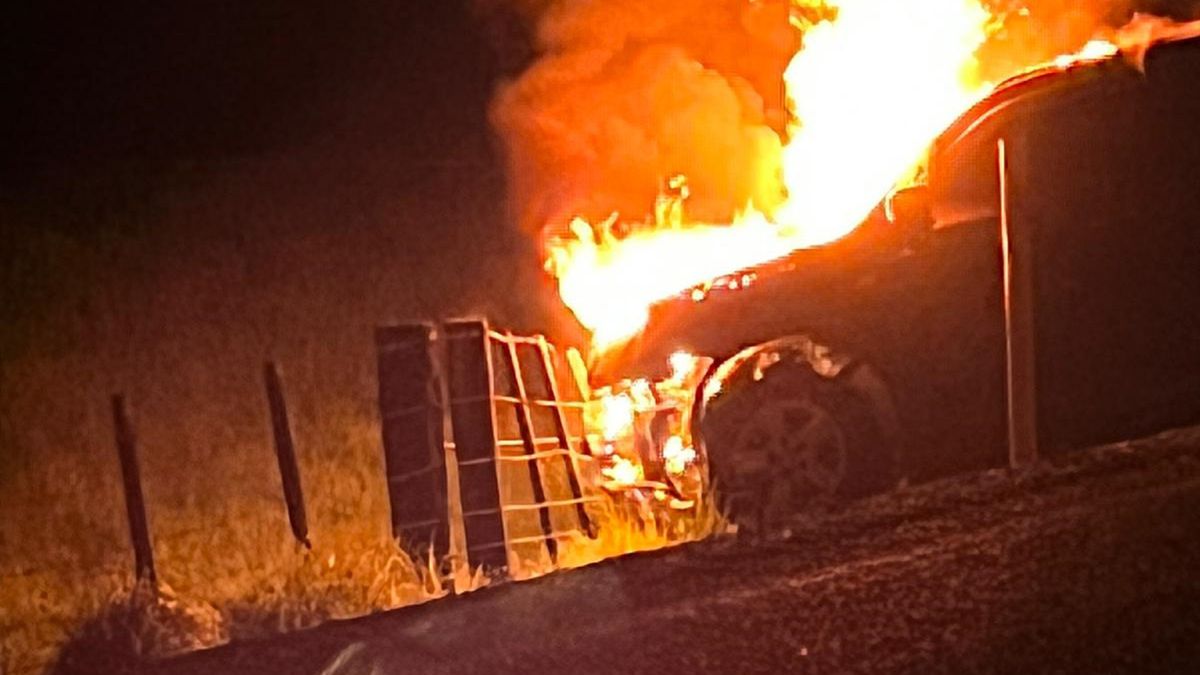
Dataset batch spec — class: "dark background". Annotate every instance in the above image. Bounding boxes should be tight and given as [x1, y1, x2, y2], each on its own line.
[0, 1, 551, 492]
[2, 2, 502, 176]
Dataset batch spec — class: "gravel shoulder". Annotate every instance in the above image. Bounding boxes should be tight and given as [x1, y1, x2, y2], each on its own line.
[147, 426, 1200, 675]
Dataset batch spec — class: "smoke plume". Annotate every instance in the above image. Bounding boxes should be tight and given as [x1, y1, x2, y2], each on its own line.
[482, 1, 1199, 239]
[484, 0, 799, 234]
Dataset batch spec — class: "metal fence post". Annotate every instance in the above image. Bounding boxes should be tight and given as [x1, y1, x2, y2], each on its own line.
[442, 320, 509, 571]
[264, 361, 310, 548]
[999, 137, 1039, 468]
[376, 324, 450, 557]
[111, 394, 156, 584]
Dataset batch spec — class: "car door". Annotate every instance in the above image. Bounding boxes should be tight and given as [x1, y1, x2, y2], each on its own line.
[1020, 41, 1200, 449]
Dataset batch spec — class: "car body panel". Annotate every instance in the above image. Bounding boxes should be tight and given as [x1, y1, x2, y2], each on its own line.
[595, 35, 1200, 481]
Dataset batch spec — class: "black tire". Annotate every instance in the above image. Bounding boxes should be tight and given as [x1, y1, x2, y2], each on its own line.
[696, 337, 902, 529]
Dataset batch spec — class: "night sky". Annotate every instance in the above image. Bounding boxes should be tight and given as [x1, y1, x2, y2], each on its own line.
[6, 2, 1200, 185]
[6, 1, 1200, 175]
[0, 1, 566, 409]
[2, 2, 502, 178]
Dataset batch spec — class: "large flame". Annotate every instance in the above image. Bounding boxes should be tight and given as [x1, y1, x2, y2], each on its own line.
[547, 0, 996, 352]
[543, 1, 1133, 355]
[773, 0, 991, 233]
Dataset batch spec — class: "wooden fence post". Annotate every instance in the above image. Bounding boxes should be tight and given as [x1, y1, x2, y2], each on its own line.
[442, 320, 509, 571]
[375, 324, 450, 557]
[999, 137, 1039, 469]
[111, 394, 156, 584]
[264, 362, 310, 548]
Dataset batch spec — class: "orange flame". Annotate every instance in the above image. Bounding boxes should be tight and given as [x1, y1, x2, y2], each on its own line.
[773, 0, 990, 238]
[584, 352, 709, 497]
[1052, 38, 1119, 67]
[545, 1, 1127, 355]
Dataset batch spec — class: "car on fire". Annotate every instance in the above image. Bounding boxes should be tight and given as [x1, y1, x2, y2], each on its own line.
[596, 30, 1200, 523]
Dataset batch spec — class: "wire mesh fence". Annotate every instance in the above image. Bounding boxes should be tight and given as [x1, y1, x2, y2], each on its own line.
[96, 318, 618, 605]
[439, 320, 602, 574]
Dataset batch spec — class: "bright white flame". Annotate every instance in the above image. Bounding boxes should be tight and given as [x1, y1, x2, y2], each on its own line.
[598, 391, 635, 442]
[548, 212, 794, 349]
[662, 435, 697, 476]
[774, 0, 991, 237]
[668, 351, 701, 383]
[1052, 39, 1118, 67]
[602, 456, 643, 486]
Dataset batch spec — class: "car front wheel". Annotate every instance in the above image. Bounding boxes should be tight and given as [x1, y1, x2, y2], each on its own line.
[696, 337, 902, 531]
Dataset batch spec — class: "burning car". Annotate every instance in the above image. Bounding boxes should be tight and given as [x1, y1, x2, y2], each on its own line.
[582, 29, 1200, 522]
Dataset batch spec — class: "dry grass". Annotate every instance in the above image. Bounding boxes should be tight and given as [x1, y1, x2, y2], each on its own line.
[0, 153, 721, 674]
[0, 431, 444, 675]
[0, 386, 723, 674]
[552, 490, 729, 573]
[0, 153, 526, 673]
[0, 439, 721, 675]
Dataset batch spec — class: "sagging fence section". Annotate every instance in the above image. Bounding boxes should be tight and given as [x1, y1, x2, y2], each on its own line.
[381, 319, 601, 573]
[110, 319, 604, 588]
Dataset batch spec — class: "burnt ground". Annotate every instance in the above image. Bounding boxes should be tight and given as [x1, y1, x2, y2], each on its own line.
[147, 426, 1200, 675]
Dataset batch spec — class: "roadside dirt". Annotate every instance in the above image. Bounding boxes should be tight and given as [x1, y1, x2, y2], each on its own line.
[119, 426, 1200, 674]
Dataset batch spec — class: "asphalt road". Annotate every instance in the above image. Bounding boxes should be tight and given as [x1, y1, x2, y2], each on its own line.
[144, 427, 1200, 675]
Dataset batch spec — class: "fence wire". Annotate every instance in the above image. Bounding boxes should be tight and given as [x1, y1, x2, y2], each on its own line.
[450, 328, 599, 565]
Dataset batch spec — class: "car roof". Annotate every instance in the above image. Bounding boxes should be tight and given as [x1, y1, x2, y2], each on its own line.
[934, 29, 1200, 160]
[657, 28, 1200, 305]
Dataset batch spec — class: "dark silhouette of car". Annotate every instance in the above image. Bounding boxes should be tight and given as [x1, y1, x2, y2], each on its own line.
[596, 32, 1200, 523]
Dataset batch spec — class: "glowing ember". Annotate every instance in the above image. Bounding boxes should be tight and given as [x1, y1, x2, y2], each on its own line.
[668, 350, 701, 384]
[583, 353, 710, 498]
[601, 455, 644, 487]
[597, 388, 635, 443]
[662, 435, 697, 477]
[1052, 39, 1119, 67]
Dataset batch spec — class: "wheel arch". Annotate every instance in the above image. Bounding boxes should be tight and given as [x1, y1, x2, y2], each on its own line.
[691, 333, 907, 489]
